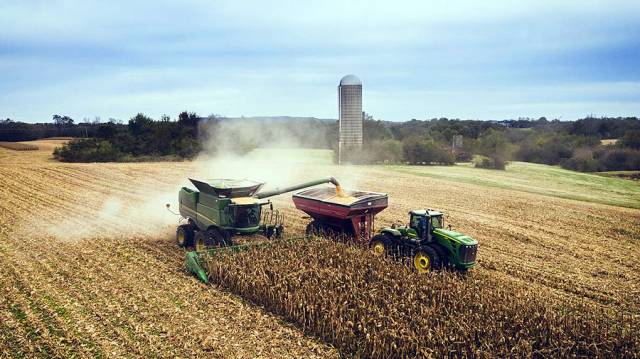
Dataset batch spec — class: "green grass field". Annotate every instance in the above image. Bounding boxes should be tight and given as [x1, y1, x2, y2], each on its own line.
[387, 161, 640, 209]
[248, 149, 639, 209]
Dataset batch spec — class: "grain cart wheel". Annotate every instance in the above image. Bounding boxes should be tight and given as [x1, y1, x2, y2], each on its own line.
[305, 221, 319, 238]
[413, 246, 441, 273]
[176, 225, 194, 248]
[369, 234, 390, 257]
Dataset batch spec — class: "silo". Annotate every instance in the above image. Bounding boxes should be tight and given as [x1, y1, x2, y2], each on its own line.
[338, 74, 363, 164]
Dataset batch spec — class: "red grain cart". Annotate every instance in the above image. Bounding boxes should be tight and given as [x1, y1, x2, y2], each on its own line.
[293, 187, 388, 244]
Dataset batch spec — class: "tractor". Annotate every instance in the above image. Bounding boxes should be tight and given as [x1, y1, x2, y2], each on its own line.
[370, 209, 478, 272]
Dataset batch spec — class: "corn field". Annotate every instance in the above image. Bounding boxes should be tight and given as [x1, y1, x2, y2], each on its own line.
[204, 239, 639, 358]
[1, 140, 639, 357]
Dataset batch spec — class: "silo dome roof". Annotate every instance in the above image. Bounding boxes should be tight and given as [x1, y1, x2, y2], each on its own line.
[339, 74, 362, 86]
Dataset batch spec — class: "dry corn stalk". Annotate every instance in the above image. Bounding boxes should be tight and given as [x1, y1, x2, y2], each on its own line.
[204, 239, 640, 358]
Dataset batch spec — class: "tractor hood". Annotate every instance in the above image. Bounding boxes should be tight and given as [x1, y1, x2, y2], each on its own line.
[433, 228, 477, 246]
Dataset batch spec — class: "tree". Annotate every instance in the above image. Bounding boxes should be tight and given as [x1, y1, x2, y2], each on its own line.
[128, 113, 154, 137]
[619, 129, 640, 149]
[52, 114, 74, 126]
[97, 122, 118, 139]
[476, 129, 510, 169]
[402, 136, 454, 165]
[178, 111, 200, 127]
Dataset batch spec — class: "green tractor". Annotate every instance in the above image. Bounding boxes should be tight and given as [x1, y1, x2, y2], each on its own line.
[370, 209, 478, 272]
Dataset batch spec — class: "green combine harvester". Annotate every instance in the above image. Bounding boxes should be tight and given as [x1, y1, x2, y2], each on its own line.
[171, 177, 478, 283]
[173, 177, 341, 249]
[169, 177, 342, 283]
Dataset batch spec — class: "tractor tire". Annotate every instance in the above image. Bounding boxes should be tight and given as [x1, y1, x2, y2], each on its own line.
[412, 245, 441, 273]
[369, 233, 391, 257]
[274, 225, 284, 239]
[176, 225, 194, 248]
[430, 243, 449, 268]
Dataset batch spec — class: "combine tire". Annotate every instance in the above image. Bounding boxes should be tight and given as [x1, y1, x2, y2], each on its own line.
[193, 231, 211, 252]
[210, 228, 233, 247]
[413, 245, 441, 273]
[369, 234, 390, 257]
[176, 225, 194, 248]
[220, 230, 234, 244]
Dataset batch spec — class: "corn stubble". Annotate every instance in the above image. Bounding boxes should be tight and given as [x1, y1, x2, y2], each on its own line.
[0, 142, 38, 151]
[204, 239, 639, 358]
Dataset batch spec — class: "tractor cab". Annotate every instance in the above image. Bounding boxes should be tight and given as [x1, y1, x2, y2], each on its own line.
[408, 209, 444, 241]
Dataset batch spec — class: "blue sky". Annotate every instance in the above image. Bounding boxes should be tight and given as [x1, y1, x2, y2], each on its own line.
[1, 0, 639, 123]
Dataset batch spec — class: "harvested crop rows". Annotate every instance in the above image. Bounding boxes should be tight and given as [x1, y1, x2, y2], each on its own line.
[0, 142, 38, 151]
[1, 141, 640, 357]
[0, 145, 338, 358]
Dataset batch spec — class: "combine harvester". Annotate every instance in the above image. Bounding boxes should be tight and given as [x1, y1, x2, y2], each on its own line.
[170, 177, 478, 283]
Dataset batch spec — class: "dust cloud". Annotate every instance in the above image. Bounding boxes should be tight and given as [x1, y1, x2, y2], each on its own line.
[41, 118, 343, 241]
[193, 118, 337, 194]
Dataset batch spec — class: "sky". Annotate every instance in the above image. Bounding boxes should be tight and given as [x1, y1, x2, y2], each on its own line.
[1, 0, 639, 123]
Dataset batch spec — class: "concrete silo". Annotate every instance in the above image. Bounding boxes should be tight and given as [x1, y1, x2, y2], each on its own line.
[338, 74, 363, 164]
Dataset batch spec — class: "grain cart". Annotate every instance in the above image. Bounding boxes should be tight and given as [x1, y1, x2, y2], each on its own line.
[173, 177, 342, 252]
[293, 187, 388, 243]
[370, 209, 478, 272]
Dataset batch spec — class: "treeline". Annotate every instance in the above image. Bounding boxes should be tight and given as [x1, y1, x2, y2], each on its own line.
[4, 113, 639, 172]
[0, 116, 101, 141]
[343, 116, 640, 172]
[51, 113, 338, 162]
[53, 113, 201, 162]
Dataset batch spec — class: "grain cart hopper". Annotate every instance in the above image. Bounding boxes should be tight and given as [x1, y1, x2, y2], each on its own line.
[174, 177, 342, 252]
[293, 187, 388, 244]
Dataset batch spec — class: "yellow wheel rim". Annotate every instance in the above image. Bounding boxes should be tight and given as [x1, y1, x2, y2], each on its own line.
[414, 252, 431, 273]
[195, 236, 206, 252]
[372, 241, 385, 256]
[177, 231, 185, 246]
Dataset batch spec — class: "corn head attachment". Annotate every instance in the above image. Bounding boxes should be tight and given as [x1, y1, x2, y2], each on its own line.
[185, 237, 305, 284]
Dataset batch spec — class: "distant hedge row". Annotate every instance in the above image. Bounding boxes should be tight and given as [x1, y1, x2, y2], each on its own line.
[53, 113, 200, 162]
